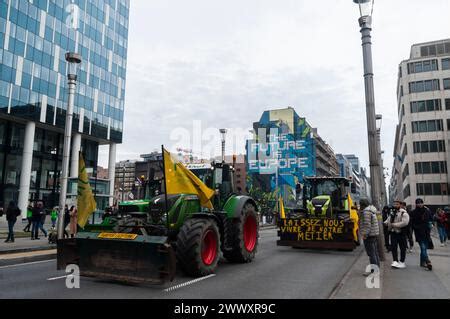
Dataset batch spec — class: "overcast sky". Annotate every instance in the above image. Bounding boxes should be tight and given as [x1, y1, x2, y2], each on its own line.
[98, 0, 450, 182]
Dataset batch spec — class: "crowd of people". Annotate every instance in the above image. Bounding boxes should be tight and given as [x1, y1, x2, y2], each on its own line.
[1, 201, 80, 243]
[361, 197, 449, 275]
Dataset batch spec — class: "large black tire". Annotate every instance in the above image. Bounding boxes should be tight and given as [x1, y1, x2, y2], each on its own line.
[223, 202, 259, 263]
[176, 218, 221, 277]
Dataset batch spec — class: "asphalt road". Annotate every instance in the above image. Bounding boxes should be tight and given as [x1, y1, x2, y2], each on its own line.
[0, 228, 361, 299]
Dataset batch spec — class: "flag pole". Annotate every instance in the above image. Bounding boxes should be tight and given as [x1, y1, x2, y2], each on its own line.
[161, 145, 170, 232]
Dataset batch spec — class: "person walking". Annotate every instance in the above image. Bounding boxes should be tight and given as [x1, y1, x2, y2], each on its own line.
[384, 199, 409, 269]
[63, 205, 70, 238]
[4, 201, 21, 243]
[31, 202, 41, 240]
[69, 206, 78, 238]
[410, 198, 434, 270]
[382, 206, 391, 252]
[50, 206, 58, 229]
[359, 199, 380, 275]
[402, 201, 414, 253]
[37, 201, 47, 238]
[23, 202, 33, 232]
[445, 207, 450, 240]
[435, 208, 447, 247]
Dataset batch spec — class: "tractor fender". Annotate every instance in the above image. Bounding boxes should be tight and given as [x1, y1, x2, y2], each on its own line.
[190, 212, 222, 227]
[223, 195, 258, 219]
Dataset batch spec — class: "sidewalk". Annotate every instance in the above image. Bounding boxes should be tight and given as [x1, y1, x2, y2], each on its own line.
[331, 237, 450, 299]
[0, 237, 55, 254]
[0, 216, 55, 239]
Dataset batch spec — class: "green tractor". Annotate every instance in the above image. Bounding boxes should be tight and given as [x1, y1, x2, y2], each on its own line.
[57, 161, 259, 284]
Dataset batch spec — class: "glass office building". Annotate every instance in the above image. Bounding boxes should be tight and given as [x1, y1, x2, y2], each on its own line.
[0, 0, 129, 213]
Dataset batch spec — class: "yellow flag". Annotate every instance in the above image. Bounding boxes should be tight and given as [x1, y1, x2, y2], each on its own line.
[347, 193, 359, 241]
[163, 149, 214, 210]
[77, 152, 97, 228]
[279, 196, 286, 219]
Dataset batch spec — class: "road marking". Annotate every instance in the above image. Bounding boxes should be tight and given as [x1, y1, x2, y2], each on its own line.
[47, 275, 69, 281]
[164, 274, 216, 292]
[0, 259, 54, 270]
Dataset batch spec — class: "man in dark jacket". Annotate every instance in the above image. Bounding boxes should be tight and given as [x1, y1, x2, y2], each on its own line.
[5, 201, 21, 243]
[402, 201, 414, 252]
[410, 198, 433, 270]
[31, 202, 41, 240]
[382, 206, 391, 251]
[63, 205, 70, 238]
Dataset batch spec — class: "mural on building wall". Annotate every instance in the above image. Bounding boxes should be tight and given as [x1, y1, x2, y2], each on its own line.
[246, 108, 316, 210]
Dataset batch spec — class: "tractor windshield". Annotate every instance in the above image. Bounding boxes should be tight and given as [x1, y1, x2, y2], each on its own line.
[312, 180, 339, 198]
[190, 168, 214, 189]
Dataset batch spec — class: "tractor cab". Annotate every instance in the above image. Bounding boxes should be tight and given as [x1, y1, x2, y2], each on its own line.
[187, 162, 235, 209]
[303, 177, 351, 218]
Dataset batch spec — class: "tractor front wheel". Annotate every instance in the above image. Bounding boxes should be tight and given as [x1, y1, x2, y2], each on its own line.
[223, 202, 259, 263]
[176, 218, 221, 277]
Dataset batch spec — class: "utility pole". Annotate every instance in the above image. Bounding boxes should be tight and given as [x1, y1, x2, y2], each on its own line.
[353, 0, 385, 261]
[57, 52, 81, 240]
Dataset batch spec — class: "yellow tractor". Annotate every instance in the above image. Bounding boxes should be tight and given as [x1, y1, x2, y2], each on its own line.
[277, 177, 359, 251]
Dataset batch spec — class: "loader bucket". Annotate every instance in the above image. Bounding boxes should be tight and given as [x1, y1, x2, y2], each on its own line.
[57, 232, 176, 284]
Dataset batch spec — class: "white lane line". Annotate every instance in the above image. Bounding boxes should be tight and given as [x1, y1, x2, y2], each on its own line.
[0, 259, 54, 270]
[164, 274, 216, 292]
[47, 275, 69, 281]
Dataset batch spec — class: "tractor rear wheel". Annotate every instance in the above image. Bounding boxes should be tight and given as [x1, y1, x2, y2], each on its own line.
[176, 218, 220, 277]
[223, 202, 259, 263]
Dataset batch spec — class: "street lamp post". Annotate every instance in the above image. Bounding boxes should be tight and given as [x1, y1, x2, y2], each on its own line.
[353, 0, 381, 210]
[353, 0, 385, 262]
[57, 52, 81, 240]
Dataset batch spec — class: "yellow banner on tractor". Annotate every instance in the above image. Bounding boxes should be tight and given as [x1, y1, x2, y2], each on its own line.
[77, 152, 97, 228]
[163, 149, 214, 210]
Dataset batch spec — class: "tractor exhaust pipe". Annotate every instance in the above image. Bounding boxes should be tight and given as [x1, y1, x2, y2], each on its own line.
[220, 129, 227, 163]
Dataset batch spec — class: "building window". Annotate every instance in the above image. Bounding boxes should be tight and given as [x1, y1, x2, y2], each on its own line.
[412, 120, 443, 133]
[416, 183, 449, 196]
[402, 164, 409, 180]
[415, 161, 447, 174]
[402, 144, 408, 158]
[446, 99, 450, 110]
[403, 185, 410, 199]
[420, 42, 450, 57]
[409, 79, 440, 93]
[401, 104, 405, 116]
[407, 59, 438, 74]
[442, 58, 450, 70]
[410, 99, 441, 113]
[444, 78, 450, 90]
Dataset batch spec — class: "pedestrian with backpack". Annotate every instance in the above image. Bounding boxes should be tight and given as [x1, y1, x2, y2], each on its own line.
[360, 199, 380, 275]
[384, 199, 409, 269]
[411, 198, 434, 270]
